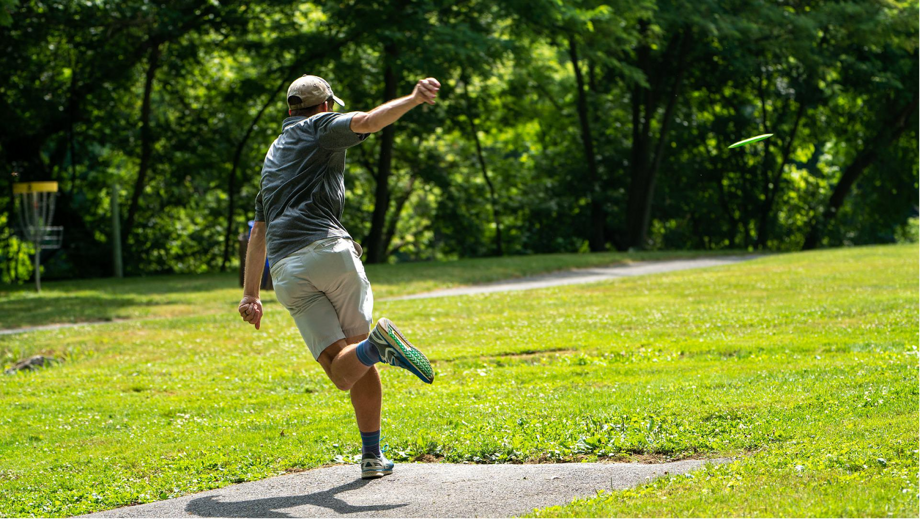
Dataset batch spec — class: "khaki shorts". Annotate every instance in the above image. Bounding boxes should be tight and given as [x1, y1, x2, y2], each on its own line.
[270, 237, 374, 359]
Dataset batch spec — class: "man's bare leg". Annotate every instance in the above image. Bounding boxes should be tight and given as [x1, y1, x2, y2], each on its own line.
[316, 321, 434, 479]
[317, 334, 386, 480]
[344, 333, 381, 433]
[317, 334, 381, 431]
[350, 365, 382, 432]
[317, 336, 371, 391]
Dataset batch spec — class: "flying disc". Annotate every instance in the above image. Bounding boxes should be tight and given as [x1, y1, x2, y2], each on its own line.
[728, 133, 773, 149]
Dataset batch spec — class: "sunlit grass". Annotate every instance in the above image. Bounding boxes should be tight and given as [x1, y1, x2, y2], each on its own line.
[0, 245, 915, 517]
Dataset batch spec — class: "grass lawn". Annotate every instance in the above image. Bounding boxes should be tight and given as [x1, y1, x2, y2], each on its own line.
[0, 249, 740, 331]
[0, 245, 916, 517]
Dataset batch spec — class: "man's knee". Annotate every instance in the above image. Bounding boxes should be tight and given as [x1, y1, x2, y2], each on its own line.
[330, 375, 354, 391]
[317, 340, 353, 391]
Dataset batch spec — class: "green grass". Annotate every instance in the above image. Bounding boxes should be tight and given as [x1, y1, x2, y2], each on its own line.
[0, 245, 916, 517]
[0, 249, 739, 331]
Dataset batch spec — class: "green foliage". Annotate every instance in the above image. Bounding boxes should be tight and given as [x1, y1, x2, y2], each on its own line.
[0, 214, 33, 284]
[895, 217, 919, 244]
[0, 0, 916, 281]
[0, 0, 15, 26]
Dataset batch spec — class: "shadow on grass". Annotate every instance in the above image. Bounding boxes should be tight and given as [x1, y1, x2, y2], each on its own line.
[0, 294, 167, 331]
[184, 479, 406, 517]
[0, 272, 239, 298]
[0, 273, 241, 330]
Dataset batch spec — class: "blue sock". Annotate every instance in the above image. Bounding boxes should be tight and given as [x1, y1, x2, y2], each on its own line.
[361, 430, 381, 456]
[355, 339, 380, 367]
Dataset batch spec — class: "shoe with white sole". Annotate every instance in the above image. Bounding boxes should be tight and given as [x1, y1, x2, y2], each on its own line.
[361, 451, 394, 479]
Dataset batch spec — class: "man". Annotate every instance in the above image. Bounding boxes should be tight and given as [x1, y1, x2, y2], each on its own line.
[237, 74, 440, 479]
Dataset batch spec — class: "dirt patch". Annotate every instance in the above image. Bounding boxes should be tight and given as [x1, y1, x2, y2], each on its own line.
[411, 454, 445, 463]
[492, 348, 576, 358]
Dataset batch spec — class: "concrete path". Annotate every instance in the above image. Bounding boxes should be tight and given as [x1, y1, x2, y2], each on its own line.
[83, 459, 726, 518]
[385, 255, 758, 301]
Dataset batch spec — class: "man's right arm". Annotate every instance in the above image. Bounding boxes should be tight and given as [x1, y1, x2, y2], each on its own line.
[239, 221, 266, 330]
[349, 77, 440, 134]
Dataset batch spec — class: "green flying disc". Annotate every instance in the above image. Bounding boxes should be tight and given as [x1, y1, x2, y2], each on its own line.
[728, 133, 773, 149]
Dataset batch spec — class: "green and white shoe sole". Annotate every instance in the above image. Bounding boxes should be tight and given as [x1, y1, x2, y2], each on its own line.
[372, 318, 435, 384]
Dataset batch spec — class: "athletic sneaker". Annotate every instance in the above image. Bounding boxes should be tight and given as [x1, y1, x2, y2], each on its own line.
[368, 317, 435, 384]
[361, 451, 394, 479]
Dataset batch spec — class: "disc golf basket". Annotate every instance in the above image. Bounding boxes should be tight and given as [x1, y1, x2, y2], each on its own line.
[13, 181, 63, 292]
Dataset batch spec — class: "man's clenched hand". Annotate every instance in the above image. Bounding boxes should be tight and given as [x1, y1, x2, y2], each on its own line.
[411, 78, 440, 106]
[238, 295, 263, 330]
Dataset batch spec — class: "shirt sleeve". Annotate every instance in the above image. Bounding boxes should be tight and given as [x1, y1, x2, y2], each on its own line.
[254, 191, 265, 222]
[315, 112, 369, 151]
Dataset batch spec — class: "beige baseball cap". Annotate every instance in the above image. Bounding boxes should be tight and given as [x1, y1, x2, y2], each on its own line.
[287, 75, 345, 110]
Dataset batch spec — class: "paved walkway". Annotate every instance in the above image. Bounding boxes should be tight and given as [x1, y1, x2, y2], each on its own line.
[385, 255, 758, 301]
[83, 459, 727, 518]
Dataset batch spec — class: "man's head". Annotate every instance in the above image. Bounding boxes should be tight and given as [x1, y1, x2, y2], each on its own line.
[287, 75, 345, 117]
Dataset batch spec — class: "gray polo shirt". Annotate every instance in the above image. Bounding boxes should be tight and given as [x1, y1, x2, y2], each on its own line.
[254, 112, 367, 265]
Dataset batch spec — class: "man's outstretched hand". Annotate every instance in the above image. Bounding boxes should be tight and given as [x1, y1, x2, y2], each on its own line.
[238, 295, 263, 330]
[412, 78, 440, 106]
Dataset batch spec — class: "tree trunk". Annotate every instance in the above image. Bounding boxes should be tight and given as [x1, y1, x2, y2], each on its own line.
[4, 179, 13, 282]
[67, 49, 78, 197]
[626, 63, 648, 250]
[626, 30, 688, 250]
[34, 247, 41, 293]
[123, 43, 160, 244]
[754, 100, 804, 249]
[366, 42, 398, 264]
[803, 95, 918, 250]
[382, 175, 416, 256]
[567, 35, 605, 252]
[461, 80, 503, 256]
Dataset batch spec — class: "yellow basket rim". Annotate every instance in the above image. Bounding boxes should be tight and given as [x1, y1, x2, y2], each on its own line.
[13, 182, 59, 194]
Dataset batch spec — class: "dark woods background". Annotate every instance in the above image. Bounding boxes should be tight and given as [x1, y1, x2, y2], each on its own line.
[0, 0, 917, 282]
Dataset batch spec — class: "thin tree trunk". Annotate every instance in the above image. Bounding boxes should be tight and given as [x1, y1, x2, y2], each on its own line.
[567, 34, 605, 252]
[4, 180, 13, 282]
[468, 115, 503, 256]
[803, 95, 918, 250]
[366, 42, 398, 264]
[756, 101, 804, 249]
[461, 80, 503, 256]
[68, 50, 78, 197]
[382, 175, 416, 256]
[123, 43, 160, 244]
[708, 150, 738, 249]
